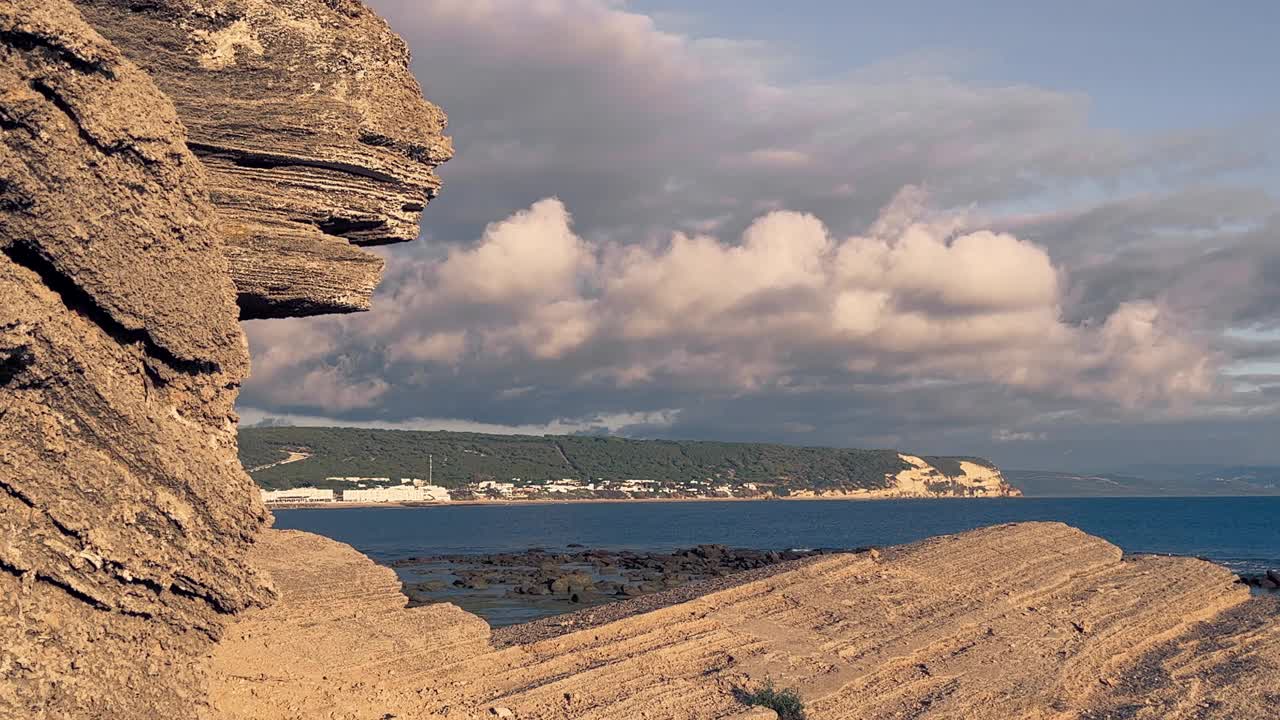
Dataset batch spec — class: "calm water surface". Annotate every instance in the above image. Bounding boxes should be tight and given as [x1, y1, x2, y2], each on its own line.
[275, 497, 1280, 574]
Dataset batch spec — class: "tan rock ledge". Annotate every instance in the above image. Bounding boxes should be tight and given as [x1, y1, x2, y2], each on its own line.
[210, 522, 1280, 720]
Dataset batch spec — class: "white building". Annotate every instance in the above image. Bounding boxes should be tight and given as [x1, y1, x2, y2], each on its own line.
[474, 480, 517, 496]
[617, 479, 659, 492]
[261, 487, 334, 505]
[341, 485, 452, 504]
[416, 485, 452, 502]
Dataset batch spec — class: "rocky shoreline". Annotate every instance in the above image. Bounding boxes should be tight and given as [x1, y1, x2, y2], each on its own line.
[392, 543, 1280, 627]
[489, 552, 840, 647]
[268, 491, 1027, 510]
[1238, 569, 1280, 591]
[393, 545, 860, 625]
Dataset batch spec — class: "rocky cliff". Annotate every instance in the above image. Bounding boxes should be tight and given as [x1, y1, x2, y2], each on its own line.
[884, 454, 1019, 497]
[0, 0, 448, 717]
[73, 0, 451, 318]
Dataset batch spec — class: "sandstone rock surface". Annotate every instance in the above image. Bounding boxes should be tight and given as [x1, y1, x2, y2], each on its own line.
[211, 522, 1280, 719]
[74, 0, 452, 318]
[0, 1, 271, 716]
[2, 0, 446, 716]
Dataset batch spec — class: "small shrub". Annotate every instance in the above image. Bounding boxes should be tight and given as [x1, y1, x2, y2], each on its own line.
[738, 679, 806, 720]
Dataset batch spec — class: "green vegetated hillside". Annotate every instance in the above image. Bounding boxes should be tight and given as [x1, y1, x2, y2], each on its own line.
[238, 426, 997, 492]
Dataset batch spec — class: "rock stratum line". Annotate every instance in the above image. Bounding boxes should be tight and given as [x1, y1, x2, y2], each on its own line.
[212, 523, 1280, 720]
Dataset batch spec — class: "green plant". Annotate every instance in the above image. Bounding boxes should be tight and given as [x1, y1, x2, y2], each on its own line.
[738, 679, 806, 720]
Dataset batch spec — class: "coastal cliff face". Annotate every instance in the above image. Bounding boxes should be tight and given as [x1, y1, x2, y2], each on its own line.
[0, 0, 447, 717]
[73, 0, 452, 318]
[885, 454, 1020, 497]
[0, 2, 269, 715]
[796, 453, 1021, 499]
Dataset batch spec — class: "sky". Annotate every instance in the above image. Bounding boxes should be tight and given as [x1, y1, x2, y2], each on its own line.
[238, 0, 1280, 472]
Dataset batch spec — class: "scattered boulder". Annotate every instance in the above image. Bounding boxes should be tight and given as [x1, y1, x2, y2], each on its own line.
[549, 572, 595, 595]
[1238, 572, 1280, 591]
[401, 545, 843, 618]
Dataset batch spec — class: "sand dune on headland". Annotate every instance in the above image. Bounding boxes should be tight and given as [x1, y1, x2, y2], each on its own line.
[210, 522, 1279, 719]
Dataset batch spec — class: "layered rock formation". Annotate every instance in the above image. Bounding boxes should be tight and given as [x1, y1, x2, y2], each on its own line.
[73, 0, 452, 318]
[0, 0, 448, 717]
[212, 523, 1280, 720]
[0, 1, 271, 716]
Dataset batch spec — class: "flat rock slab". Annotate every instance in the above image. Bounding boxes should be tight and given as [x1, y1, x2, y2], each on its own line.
[210, 522, 1280, 719]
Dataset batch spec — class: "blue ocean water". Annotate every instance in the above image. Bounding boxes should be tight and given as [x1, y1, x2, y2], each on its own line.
[273, 497, 1280, 575]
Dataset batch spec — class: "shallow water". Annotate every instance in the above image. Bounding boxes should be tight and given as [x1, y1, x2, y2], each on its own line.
[276, 497, 1279, 569]
[275, 497, 1280, 624]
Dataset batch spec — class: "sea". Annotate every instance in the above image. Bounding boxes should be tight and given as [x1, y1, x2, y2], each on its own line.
[275, 496, 1280, 575]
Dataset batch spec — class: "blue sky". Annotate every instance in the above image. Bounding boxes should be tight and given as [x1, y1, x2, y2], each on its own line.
[636, 1, 1280, 131]
[240, 1, 1280, 472]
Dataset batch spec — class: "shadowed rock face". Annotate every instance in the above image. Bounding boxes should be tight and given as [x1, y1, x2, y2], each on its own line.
[1, 1, 272, 716]
[1, 0, 443, 717]
[74, 0, 452, 319]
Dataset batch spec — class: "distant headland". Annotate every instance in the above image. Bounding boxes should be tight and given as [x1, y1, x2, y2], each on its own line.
[239, 426, 1021, 506]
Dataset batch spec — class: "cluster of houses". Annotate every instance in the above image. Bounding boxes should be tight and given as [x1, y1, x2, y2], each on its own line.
[259, 475, 765, 506]
[468, 477, 760, 498]
[471, 478, 593, 498]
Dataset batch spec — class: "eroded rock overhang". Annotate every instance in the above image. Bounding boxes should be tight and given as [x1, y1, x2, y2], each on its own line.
[74, 0, 453, 319]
